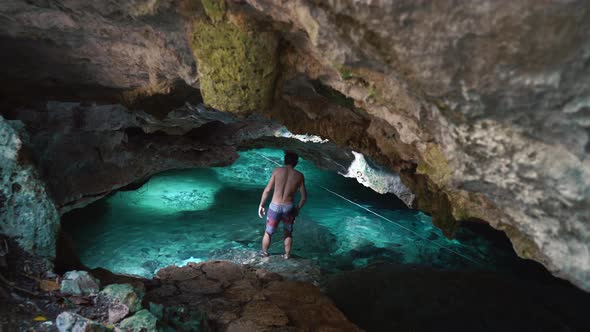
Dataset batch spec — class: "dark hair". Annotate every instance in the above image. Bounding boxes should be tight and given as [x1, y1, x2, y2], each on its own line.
[284, 151, 299, 167]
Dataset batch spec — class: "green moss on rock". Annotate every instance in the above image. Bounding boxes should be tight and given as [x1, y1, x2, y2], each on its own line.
[201, 0, 226, 23]
[119, 310, 158, 332]
[416, 143, 451, 187]
[100, 283, 143, 313]
[190, 0, 279, 114]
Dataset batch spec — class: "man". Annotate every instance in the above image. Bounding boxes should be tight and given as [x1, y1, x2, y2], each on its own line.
[258, 151, 307, 259]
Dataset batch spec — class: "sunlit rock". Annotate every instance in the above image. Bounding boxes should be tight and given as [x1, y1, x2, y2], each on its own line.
[343, 151, 415, 207]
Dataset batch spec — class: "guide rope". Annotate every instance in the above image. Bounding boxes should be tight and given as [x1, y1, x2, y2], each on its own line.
[255, 152, 483, 267]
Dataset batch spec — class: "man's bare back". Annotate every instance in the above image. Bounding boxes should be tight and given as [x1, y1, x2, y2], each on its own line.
[270, 167, 304, 204]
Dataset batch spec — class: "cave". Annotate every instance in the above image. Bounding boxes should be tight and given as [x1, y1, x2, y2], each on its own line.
[1, 0, 590, 331]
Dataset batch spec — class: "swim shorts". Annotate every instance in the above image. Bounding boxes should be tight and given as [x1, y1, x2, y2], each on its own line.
[266, 202, 296, 237]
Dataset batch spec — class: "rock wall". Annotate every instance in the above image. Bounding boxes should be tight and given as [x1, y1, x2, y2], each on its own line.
[0, 116, 59, 260]
[7, 100, 412, 213]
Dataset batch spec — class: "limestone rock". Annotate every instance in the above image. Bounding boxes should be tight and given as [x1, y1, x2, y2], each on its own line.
[118, 309, 158, 332]
[0, 116, 60, 260]
[55, 312, 106, 332]
[100, 284, 143, 314]
[61, 271, 100, 296]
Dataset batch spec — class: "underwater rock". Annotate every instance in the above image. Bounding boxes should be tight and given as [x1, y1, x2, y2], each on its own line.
[0, 116, 60, 261]
[60, 271, 100, 296]
[55, 312, 106, 332]
[118, 309, 158, 332]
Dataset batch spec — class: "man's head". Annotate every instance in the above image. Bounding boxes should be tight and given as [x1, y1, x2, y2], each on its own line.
[284, 151, 299, 167]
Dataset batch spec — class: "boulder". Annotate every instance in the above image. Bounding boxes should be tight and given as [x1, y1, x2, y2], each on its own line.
[60, 271, 100, 296]
[118, 309, 158, 332]
[107, 303, 129, 324]
[100, 284, 143, 313]
[55, 312, 106, 332]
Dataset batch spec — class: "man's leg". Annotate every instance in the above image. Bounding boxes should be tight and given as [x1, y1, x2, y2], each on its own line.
[283, 220, 294, 259]
[262, 231, 272, 255]
[263, 210, 279, 255]
[283, 234, 292, 259]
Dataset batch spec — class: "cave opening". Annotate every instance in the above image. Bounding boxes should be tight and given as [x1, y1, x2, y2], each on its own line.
[61, 148, 519, 280]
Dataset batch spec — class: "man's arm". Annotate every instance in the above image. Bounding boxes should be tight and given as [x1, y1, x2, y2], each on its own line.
[297, 176, 307, 211]
[258, 170, 275, 218]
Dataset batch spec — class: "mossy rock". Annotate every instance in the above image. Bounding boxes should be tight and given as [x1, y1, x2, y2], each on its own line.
[416, 143, 452, 187]
[119, 310, 158, 332]
[201, 0, 226, 22]
[100, 283, 143, 313]
[190, 0, 279, 114]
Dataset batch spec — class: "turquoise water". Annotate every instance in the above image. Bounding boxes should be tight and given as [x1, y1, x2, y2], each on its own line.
[63, 148, 514, 278]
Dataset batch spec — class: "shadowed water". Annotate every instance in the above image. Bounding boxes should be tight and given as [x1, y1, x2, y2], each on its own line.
[63, 148, 517, 278]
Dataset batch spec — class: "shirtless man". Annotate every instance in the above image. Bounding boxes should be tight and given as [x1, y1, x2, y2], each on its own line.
[258, 151, 307, 259]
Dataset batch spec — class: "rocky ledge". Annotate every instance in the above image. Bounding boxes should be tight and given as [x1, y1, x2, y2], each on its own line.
[1, 246, 360, 332]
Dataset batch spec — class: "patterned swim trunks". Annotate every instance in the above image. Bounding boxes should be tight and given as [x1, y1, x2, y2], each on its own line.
[266, 202, 296, 237]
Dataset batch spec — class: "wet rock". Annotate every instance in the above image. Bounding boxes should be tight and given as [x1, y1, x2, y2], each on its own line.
[118, 309, 158, 332]
[55, 312, 106, 332]
[99, 283, 142, 313]
[60, 271, 100, 296]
